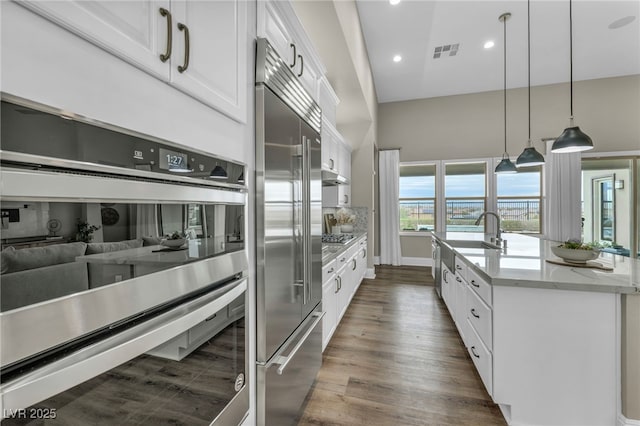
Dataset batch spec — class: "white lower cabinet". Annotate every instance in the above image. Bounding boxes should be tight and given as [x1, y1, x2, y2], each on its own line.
[447, 253, 618, 426]
[321, 235, 367, 351]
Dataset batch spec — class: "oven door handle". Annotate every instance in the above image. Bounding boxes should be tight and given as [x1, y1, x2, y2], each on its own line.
[273, 311, 325, 375]
[0, 276, 247, 413]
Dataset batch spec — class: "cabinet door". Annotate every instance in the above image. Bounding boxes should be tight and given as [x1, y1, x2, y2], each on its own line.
[170, 0, 248, 123]
[321, 126, 338, 172]
[292, 42, 319, 101]
[322, 277, 337, 351]
[260, 1, 295, 68]
[18, 0, 170, 80]
[337, 266, 350, 320]
[338, 184, 351, 207]
[337, 142, 351, 182]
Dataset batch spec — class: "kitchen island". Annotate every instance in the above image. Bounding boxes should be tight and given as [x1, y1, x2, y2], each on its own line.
[431, 231, 639, 426]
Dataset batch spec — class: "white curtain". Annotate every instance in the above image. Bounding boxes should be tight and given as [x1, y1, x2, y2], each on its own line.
[543, 141, 582, 242]
[379, 150, 402, 265]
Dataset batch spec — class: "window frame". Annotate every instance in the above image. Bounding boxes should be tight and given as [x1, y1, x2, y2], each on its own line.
[398, 162, 437, 235]
[495, 165, 544, 234]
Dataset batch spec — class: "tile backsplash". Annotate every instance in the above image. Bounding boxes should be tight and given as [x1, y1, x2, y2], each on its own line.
[322, 206, 368, 234]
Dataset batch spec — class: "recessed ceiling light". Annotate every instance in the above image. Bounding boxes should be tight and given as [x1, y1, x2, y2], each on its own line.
[484, 40, 495, 49]
[608, 15, 636, 29]
[393, 55, 402, 63]
[389, 0, 401, 5]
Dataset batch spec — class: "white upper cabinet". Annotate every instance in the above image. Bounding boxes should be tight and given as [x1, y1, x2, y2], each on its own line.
[18, 1, 171, 80]
[17, 0, 247, 123]
[170, 1, 247, 123]
[258, 0, 324, 102]
[321, 119, 339, 172]
[337, 141, 351, 183]
[318, 76, 340, 127]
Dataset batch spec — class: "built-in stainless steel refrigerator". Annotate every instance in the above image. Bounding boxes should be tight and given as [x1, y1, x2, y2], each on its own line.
[255, 38, 324, 426]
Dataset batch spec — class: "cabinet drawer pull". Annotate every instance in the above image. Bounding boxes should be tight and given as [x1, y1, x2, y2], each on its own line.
[334, 277, 339, 294]
[340, 257, 346, 262]
[177, 22, 190, 73]
[159, 8, 172, 62]
[471, 308, 480, 319]
[456, 264, 462, 270]
[297, 54, 304, 77]
[362, 249, 366, 259]
[456, 277, 462, 283]
[290, 43, 297, 68]
[470, 346, 480, 358]
[352, 259, 357, 270]
[471, 279, 480, 288]
[328, 268, 334, 273]
[205, 313, 217, 322]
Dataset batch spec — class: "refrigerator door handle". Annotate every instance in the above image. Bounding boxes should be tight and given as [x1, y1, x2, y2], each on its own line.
[274, 311, 324, 375]
[302, 135, 311, 305]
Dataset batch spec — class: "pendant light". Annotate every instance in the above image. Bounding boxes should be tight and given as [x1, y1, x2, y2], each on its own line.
[495, 12, 517, 174]
[551, 0, 594, 153]
[516, 0, 545, 167]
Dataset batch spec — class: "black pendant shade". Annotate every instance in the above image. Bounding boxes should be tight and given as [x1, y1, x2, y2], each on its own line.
[516, 146, 545, 166]
[496, 157, 518, 174]
[551, 0, 594, 154]
[551, 125, 594, 153]
[210, 165, 228, 179]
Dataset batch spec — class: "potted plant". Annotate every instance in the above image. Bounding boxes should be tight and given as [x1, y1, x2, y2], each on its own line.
[76, 219, 101, 243]
[550, 239, 603, 264]
[335, 208, 355, 233]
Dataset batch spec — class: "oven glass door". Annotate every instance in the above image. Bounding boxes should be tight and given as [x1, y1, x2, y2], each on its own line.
[1, 280, 248, 425]
[0, 201, 244, 313]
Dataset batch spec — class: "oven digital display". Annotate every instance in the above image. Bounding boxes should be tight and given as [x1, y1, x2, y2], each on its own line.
[159, 148, 189, 172]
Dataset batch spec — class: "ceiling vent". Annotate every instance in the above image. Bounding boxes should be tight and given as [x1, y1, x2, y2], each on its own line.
[433, 43, 459, 59]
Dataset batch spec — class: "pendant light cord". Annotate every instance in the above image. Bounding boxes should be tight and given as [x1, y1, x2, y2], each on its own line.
[527, 0, 531, 145]
[503, 13, 507, 155]
[569, 0, 573, 118]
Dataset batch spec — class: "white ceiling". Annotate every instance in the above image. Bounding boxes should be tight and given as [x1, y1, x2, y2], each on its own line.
[356, 0, 640, 103]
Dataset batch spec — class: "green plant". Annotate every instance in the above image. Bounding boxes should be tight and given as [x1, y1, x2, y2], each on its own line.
[559, 239, 606, 250]
[167, 231, 183, 240]
[76, 219, 100, 243]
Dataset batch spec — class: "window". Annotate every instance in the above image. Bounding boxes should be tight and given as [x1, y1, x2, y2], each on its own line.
[581, 157, 638, 257]
[496, 166, 542, 233]
[399, 164, 436, 232]
[445, 162, 486, 232]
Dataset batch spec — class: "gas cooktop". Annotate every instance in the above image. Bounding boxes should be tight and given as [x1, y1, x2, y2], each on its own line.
[322, 233, 355, 244]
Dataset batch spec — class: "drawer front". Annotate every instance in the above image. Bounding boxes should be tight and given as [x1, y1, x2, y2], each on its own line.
[454, 257, 468, 281]
[466, 284, 492, 351]
[467, 267, 492, 307]
[322, 259, 337, 284]
[336, 252, 349, 270]
[466, 319, 493, 396]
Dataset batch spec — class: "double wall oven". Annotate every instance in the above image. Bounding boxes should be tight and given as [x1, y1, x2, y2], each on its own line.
[0, 98, 249, 425]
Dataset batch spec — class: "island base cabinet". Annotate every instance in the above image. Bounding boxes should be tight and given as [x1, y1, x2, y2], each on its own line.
[492, 286, 618, 426]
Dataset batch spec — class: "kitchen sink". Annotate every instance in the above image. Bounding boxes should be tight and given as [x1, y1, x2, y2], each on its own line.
[447, 240, 501, 250]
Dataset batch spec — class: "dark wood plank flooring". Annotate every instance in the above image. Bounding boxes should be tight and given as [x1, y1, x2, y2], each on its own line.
[299, 265, 506, 426]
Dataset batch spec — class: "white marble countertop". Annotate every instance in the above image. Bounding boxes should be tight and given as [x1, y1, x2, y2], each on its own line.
[431, 232, 640, 294]
[322, 232, 366, 264]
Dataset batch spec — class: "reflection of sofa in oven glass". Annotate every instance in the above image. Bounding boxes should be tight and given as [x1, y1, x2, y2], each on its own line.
[0, 239, 143, 312]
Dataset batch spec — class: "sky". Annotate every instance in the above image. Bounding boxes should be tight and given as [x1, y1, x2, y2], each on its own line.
[399, 172, 541, 198]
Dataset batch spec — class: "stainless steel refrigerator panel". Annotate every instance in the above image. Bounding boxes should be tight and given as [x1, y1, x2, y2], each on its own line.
[256, 87, 305, 362]
[257, 308, 323, 426]
[301, 123, 323, 320]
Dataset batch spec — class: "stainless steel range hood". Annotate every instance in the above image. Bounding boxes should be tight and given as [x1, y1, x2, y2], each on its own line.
[321, 169, 348, 186]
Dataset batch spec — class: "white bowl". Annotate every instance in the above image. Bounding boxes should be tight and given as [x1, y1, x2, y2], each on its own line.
[550, 245, 600, 264]
[161, 238, 186, 248]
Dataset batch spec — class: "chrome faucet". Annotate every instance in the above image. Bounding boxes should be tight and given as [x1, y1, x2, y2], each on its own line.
[475, 211, 502, 246]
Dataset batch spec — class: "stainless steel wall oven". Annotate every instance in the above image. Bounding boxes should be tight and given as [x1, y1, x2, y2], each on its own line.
[0, 98, 249, 425]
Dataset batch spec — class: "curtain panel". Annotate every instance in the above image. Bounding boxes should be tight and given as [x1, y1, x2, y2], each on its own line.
[379, 150, 402, 265]
[543, 141, 582, 242]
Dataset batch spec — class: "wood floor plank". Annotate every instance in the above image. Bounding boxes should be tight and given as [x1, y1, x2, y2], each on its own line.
[299, 265, 506, 426]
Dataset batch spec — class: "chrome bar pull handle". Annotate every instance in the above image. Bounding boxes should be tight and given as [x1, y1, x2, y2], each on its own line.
[290, 43, 297, 68]
[297, 54, 304, 77]
[470, 346, 480, 358]
[471, 279, 480, 288]
[276, 312, 325, 375]
[471, 308, 480, 318]
[159, 8, 172, 62]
